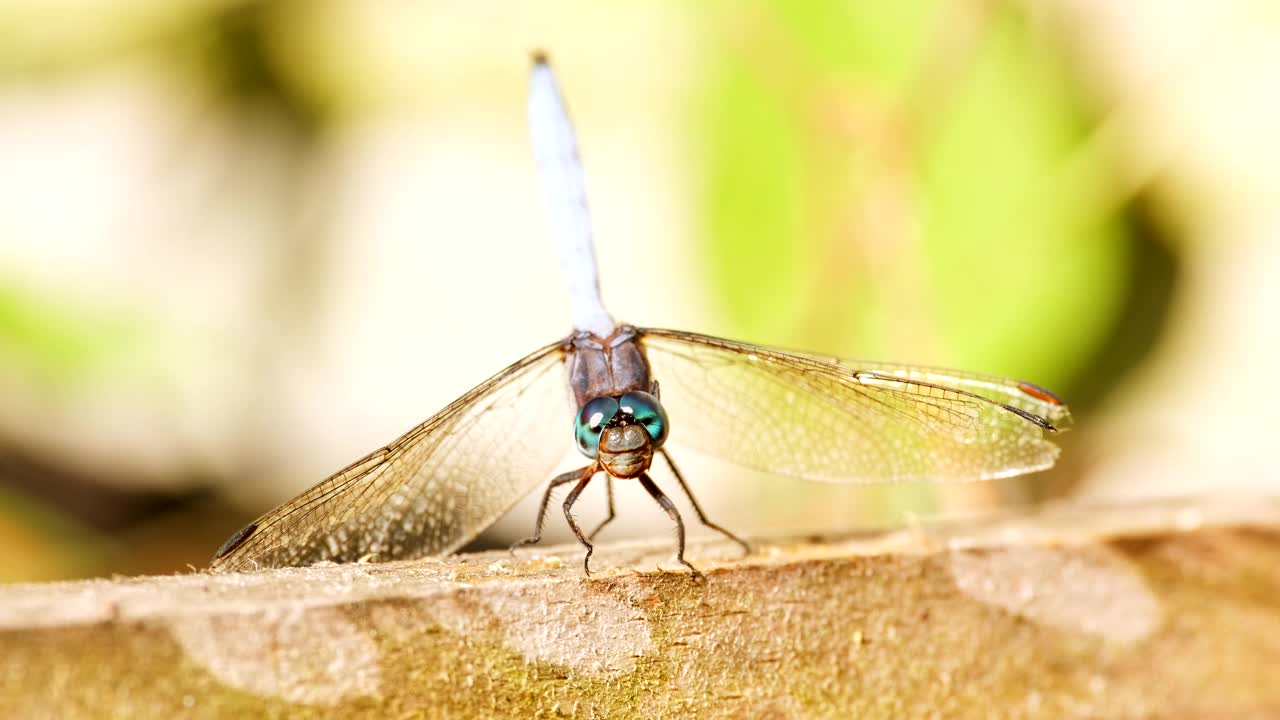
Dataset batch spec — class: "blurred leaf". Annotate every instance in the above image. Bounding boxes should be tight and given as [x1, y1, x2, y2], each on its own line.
[698, 55, 807, 341]
[696, 1, 1127, 388]
[0, 281, 149, 391]
[918, 9, 1127, 381]
[0, 0, 239, 74]
[695, 1, 1133, 519]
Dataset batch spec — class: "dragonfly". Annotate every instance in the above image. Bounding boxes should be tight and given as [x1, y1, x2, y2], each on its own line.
[210, 52, 1071, 580]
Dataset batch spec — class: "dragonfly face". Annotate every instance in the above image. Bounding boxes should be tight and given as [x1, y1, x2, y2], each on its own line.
[573, 388, 669, 479]
[598, 424, 653, 479]
[208, 54, 1073, 580]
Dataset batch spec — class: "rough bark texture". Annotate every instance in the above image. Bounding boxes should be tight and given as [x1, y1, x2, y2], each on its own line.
[3, 495, 1280, 719]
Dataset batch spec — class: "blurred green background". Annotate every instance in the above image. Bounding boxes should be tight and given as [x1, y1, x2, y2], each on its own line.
[1, 0, 1276, 581]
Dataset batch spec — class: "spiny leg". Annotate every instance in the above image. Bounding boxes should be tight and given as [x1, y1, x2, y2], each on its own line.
[638, 472, 704, 583]
[511, 466, 593, 551]
[660, 449, 751, 556]
[587, 475, 616, 540]
[562, 474, 595, 575]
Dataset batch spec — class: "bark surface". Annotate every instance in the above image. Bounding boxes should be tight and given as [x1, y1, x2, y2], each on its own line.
[3, 495, 1279, 719]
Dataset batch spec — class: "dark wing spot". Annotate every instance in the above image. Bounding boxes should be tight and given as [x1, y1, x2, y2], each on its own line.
[1017, 381, 1065, 406]
[211, 523, 257, 562]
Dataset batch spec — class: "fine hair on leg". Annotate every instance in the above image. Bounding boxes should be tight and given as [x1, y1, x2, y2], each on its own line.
[562, 474, 595, 574]
[638, 472, 704, 583]
[659, 449, 751, 555]
[511, 465, 594, 551]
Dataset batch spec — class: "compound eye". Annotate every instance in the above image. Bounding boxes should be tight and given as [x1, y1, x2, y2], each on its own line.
[619, 391, 668, 448]
[574, 396, 619, 458]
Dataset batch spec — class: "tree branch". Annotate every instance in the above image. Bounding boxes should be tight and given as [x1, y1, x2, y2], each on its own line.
[3, 495, 1280, 718]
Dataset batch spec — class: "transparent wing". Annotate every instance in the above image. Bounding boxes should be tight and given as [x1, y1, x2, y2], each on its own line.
[639, 328, 1071, 484]
[211, 338, 572, 571]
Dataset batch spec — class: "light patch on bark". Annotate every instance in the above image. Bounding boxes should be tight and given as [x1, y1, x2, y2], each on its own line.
[169, 606, 382, 704]
[948, 545, 1161, 643]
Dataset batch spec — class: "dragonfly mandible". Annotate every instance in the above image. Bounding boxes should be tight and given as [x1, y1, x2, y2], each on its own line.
[210, 52, 1071, 580]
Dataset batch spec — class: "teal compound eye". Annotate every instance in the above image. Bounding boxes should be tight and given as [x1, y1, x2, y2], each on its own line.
[619, 391, 669, 448]
[574, 396, 619, 458]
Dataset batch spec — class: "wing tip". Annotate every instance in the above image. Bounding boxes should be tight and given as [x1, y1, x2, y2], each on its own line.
[1005, 403, 1075, 433]
[210, 522, 258, 566]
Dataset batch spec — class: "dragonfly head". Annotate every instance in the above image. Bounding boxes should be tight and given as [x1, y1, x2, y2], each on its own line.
[574, 391, 668, 478]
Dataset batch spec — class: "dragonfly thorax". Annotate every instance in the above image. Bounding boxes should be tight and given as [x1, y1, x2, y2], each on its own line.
[565, 326, 653, 407]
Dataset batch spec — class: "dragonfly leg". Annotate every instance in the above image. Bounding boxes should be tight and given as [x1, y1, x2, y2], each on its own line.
[659, 449, 751, 556]
[586, 476, 616, 540]
[511, 466, 592, 552]
[639, 472, 705, 583]
[562, 474, 595, 575]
